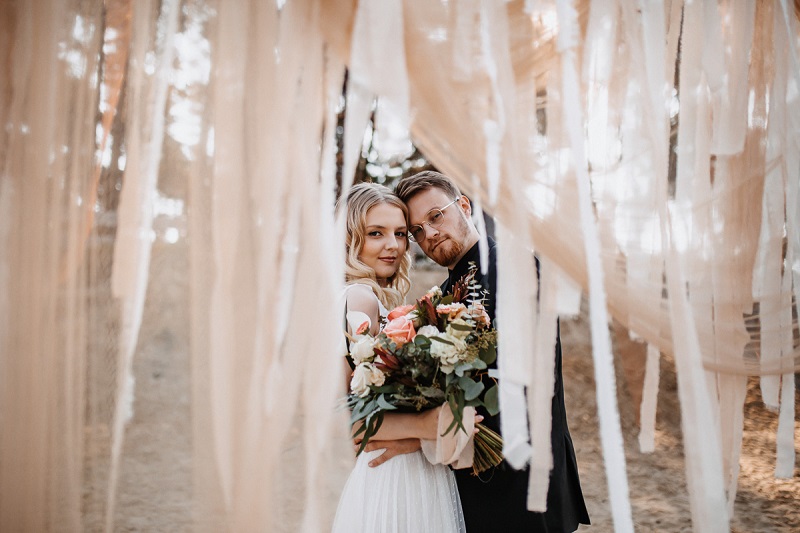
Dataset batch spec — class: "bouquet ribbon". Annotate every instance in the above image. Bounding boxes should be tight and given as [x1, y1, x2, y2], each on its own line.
[420, 405, 475, 469]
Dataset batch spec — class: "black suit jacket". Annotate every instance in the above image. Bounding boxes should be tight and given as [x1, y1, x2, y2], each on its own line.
[441, 239, 590, 532]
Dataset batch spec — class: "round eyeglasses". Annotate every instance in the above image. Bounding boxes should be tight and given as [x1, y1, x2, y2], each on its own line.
[408, 197, 461, 242]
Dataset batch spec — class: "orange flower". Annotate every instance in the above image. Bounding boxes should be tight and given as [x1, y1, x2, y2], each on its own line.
[436, 302, 467, 320]
[387, 304, 416, 321]
[383, 316, 416, 347]
[355, 320, 370, 335]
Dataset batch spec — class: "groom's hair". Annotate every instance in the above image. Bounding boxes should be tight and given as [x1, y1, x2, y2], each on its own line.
[394, 170, 462, 204]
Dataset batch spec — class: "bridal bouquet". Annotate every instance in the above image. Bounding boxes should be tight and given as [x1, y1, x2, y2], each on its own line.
[345, 267, 503, 474]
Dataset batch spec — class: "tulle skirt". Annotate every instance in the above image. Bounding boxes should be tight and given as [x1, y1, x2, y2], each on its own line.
[332, 449, 465, 533]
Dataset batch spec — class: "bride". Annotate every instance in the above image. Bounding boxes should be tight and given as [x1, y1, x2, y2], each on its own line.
[332, 182, 469, 533]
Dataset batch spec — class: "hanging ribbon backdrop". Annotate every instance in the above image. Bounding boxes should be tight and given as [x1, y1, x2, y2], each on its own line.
[1, 0, 798, 531]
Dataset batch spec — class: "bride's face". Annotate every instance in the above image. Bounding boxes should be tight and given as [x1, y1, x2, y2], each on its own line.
[358, 202, 408, 286]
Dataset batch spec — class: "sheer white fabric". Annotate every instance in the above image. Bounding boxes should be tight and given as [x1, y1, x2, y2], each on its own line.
[332, 449, 466, 533]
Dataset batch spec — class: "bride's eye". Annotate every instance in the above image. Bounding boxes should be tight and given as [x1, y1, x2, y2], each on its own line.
[368, 231, 382, 237]
[395, 231, 407, 239]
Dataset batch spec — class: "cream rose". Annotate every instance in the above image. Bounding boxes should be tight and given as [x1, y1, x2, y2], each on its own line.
[446, 318, 471, 340]
[425, 286, 442, 298]
[430, 333, 467, 373]
[349, 335, 375, 364]
[416, 325, 441, 338]
[350, 363, 372, 397]
[368, 364, 386, 387]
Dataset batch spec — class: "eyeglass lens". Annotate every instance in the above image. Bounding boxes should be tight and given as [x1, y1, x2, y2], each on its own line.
[409, 210, 443, 241]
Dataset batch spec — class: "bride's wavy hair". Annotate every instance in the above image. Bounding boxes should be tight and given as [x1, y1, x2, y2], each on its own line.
[338, 182, 411, 309]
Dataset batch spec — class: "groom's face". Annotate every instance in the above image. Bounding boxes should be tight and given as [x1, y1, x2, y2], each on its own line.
[406, 187, 471, 268]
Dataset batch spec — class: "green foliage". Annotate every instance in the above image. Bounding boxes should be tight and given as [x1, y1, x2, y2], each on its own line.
[344, 265, 503, 473]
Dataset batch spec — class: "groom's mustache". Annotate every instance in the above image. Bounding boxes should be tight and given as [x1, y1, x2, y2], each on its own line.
[429, 237, 448, 250]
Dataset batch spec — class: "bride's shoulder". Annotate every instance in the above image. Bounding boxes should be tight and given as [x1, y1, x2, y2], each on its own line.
[344, 283, 380, 313]
[344, 283, 381, 335]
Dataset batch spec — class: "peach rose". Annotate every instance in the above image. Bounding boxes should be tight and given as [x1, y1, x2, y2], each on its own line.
[436, 302, 467, 320]
[468, 303, 491, 328]
[387, 304, 416, 321]
[383, 315, 416, 347]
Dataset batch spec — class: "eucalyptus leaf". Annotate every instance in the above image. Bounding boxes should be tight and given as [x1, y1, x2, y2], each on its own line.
[482, 384, 500, 416]
[458, 376, 485, 401]
[352, 422, 367, 438]
[414, 335, 432, 347]
[419, 386, 445, 399]
[449, 322, 472, 331]
[479, 344, 497, 365]
[430, 336, 454, 346]
[454, 362, 472, 377]
[377, 394, 398, 411]
[371, 384, 400, 394]
[443, 413, 459, 436]
[470, 358, 488, 370]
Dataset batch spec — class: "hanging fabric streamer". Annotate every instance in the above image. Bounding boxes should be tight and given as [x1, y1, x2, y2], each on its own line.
[344, 0, 410, 194]
[774, 259, 796, 479]
[556, 0, 634, 530]
[5, 1, 800, 530]
[526, 258, 558, 511]
[495, 221, 536, 470]
[707, 1, 755, 155]
[752, 0, 784, 412]
[106, 1, 180, 529]
[638, 343, 660, 453]
[666, 1, 733, 528]
[554, 267, 582, 318]
[471, 173, 490, 276]
[775, 0, 800, 482]
[479, 2, 506, 207]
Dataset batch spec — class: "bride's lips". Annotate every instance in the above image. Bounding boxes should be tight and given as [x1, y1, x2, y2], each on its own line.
[379, 256, 397, 263]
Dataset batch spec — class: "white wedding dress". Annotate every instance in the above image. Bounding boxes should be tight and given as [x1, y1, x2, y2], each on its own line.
[332, 285, 465, 533]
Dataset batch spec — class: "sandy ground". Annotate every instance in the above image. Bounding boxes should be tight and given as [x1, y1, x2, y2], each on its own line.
[561, 313, 800, 532]
[87, 249, 799, 531]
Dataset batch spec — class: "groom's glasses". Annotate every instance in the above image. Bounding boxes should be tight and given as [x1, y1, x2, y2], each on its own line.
[408, 197, 461, 242]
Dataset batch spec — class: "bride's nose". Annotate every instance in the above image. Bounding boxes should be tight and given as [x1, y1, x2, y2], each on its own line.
[385, 235, 399, 250]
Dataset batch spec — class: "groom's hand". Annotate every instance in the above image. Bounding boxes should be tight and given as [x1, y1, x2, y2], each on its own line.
[357, 438, 421, 467]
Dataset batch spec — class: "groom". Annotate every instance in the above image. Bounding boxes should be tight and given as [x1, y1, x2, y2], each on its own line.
[368, 171, 589, 532]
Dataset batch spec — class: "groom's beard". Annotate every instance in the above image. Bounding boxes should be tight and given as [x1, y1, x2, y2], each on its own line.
[430, 238, 464, 267]
[428, 214, 470, 267]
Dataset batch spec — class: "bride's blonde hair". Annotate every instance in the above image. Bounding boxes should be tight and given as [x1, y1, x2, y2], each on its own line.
[339, 182, 411, 309]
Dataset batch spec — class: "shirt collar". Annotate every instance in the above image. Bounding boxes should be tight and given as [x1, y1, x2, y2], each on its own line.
[448, 240, 483, 283]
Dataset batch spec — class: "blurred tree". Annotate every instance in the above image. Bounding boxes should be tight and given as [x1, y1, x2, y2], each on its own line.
[335, 70, 437, 198]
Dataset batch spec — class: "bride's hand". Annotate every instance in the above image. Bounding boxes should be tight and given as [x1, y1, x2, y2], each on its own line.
[474, 414, 484, 433]
[358, 438, 422, 468]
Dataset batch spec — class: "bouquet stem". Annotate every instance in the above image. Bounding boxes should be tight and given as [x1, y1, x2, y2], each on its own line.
[472, 422, 504, 475]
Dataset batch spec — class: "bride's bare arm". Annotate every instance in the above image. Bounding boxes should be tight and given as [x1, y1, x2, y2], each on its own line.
[344, 284, 381, 336]
[361, 439, 422, 467]
[357, 409, 483, 468]
[369, 409, 441, 440]
[347, 411, 436, 468]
